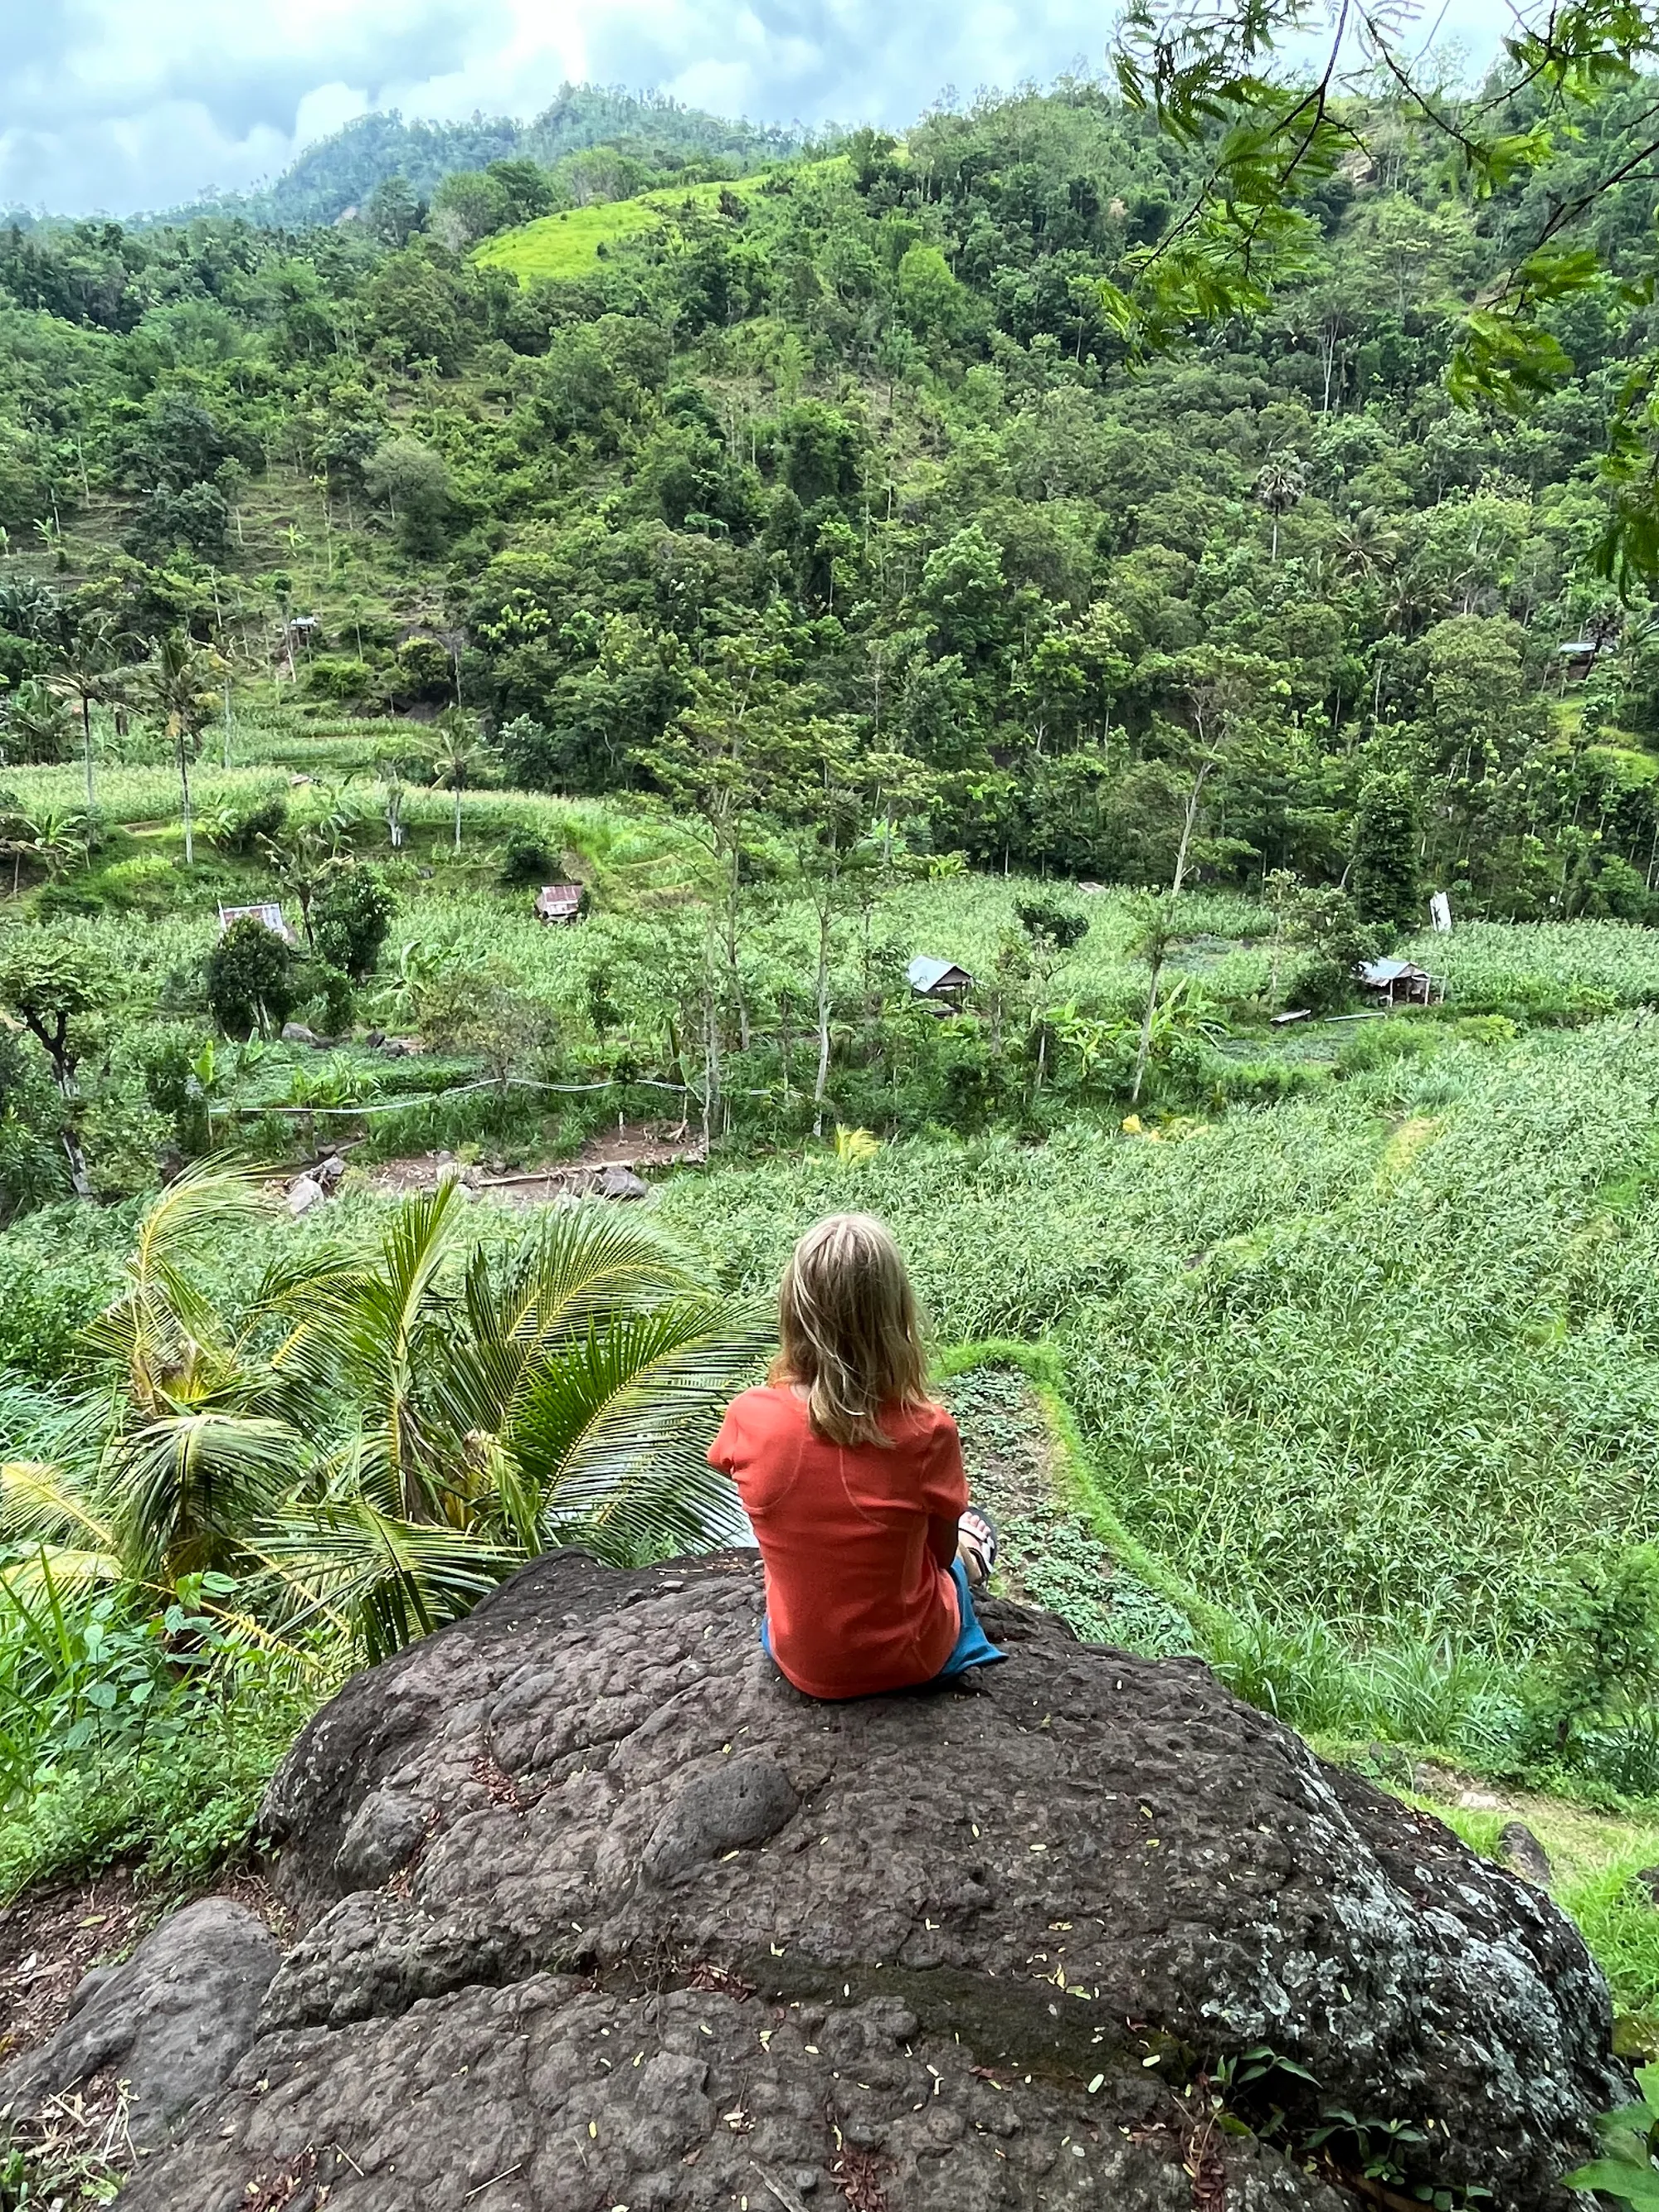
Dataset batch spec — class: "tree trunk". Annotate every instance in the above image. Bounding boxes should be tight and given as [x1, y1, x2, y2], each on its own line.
[724, 838, 750, 1051]
[1131, 951, 1165, 1107]
[811, 899, 833, 1139]
[454, 786, 463, 853]
[1172, 761, 1209, 897]
[701, 970, 721, 1150]
[178, 735, 193, 867]
[81, 697, 95, 812]
[61, 1126, 93, 1203]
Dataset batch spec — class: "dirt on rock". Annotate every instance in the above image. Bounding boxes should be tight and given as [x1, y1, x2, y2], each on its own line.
[0, 1869, 289, 2073]
[7, 1548, 1620, 2212]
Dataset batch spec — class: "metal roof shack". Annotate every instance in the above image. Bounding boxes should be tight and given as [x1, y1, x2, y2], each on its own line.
[1355, 956, 1443, 1007]
[907, 955, 975, 1005]
[533, 884, 585, 925]
[218, 902, 299, 947]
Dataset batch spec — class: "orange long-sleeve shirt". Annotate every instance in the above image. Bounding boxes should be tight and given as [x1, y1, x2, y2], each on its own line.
[708, 1385, 968, 1700]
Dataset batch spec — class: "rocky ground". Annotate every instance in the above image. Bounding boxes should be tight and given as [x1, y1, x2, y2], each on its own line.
[1, 1545, 1627, 2211]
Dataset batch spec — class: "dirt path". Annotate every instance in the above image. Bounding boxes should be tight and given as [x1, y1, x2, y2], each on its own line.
[941, 1364, 1198, 1658]
[355, 1121, 705, 1206]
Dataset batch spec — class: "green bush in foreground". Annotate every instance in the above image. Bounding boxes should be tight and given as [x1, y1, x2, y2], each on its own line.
[0, 1682, 310, 1904]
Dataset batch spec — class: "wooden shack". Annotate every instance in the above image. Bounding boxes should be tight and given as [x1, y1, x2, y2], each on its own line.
[1355, 956, 1443, 1008]
[533, 884, 585, 926]
[907, 954, 975, 1008]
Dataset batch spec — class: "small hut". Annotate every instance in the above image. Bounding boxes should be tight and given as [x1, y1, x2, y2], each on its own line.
[907, 954, 975, 1008]
[1355, 957, 1443, 1009]
[1558, 639, 1601, 684]
[218, 902, 299, 947]
[533, 884, 585, 926]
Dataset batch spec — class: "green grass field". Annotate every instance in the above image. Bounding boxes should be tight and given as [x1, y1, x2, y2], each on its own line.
[475, 175, 769, 281]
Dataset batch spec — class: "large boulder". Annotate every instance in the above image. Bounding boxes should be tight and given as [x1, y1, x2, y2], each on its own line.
[95, 1553, 1619, 2209]
[0, 1898, 279, 2150]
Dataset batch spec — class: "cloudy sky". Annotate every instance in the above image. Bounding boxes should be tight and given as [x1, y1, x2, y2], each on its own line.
[4, 0, 1511, 217]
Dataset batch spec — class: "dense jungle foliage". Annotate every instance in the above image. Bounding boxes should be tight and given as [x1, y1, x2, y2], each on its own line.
[12, 36, 1659, 2089]
[5, 70, 1659, 916]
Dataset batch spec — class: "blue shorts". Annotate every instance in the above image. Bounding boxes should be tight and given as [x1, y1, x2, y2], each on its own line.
[761, 1556, 1005, 1693]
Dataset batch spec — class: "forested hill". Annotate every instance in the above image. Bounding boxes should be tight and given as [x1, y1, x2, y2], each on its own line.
[3, 75, 1659, 921]
[157, 85, 812, 231]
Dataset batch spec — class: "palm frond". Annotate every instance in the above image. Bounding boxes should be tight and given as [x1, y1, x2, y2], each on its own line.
[253, 1498, 513, 1665]
[1, 1545, 122, 1599]
[109, 1412, 304, 1580]
[83, 1159, 268, 1379]
[258, 1182, 468, 1516]
[508, 1298, 770, 1563]
[0, 1458, 116, 1550]
[435, 1204, 705, 1443]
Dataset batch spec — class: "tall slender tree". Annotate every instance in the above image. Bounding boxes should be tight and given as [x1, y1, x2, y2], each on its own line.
[47, 616, 128, 813]
[143, 634, 223, 868]
[428, 710, 493, 853]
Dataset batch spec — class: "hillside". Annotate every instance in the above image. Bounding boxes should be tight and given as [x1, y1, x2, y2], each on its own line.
[154, 85, 810, 230]
[5, 76, 1659, 915]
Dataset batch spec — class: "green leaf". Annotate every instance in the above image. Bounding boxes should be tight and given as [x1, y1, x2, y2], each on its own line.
[1563, 2160, 1659, 2206]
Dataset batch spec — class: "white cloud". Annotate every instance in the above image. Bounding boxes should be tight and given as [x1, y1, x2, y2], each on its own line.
[0, 0, 1514, 216]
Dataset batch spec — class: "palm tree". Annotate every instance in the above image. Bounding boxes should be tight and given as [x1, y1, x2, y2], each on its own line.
[1253, 450, 1308, 562]
[1332, 508, 1402, 585]
[264, 1177, 765, 1544]
[47, 619, 129, 812]
[0, 577, 60, 644]
[3, 1169, 298, 1595]
[2, 1168, 767, 1665]
[428, 710, 492, 853]
[143, 634, 224, 867]
[257, 817, 341, 949]
[0, 805, 90, 893]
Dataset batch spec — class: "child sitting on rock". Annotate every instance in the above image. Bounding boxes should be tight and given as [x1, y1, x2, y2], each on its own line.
[708, 1211, 1002, 1700]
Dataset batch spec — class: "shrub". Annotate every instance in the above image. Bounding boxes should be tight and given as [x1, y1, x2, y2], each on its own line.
[1517, 1547, 1659, 1777]
[91, 855, 177, 909]
[497, 715, 565, 793]
[205, 915, 294, 1038]
[1015, 897, 1089, 952]
[499, 829, 558, 887]
[134, 1023, 216, 1156]
[395, 635, 453, 699]
[305, 961, 356, 1035]
[1281, 951, 1349, 1014]
[312, 866, 395, 980]
[31, 877, 104, 919]
[214, 793, 288, 856]
[304, 656, 378, 704]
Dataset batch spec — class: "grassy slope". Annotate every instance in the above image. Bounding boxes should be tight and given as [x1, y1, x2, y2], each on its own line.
[475, 173, 773, 281]
[944, 1347, 1659, 2047]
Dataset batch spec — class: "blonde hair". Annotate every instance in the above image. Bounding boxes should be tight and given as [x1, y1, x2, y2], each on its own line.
[771, 1213, 931, 1447]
